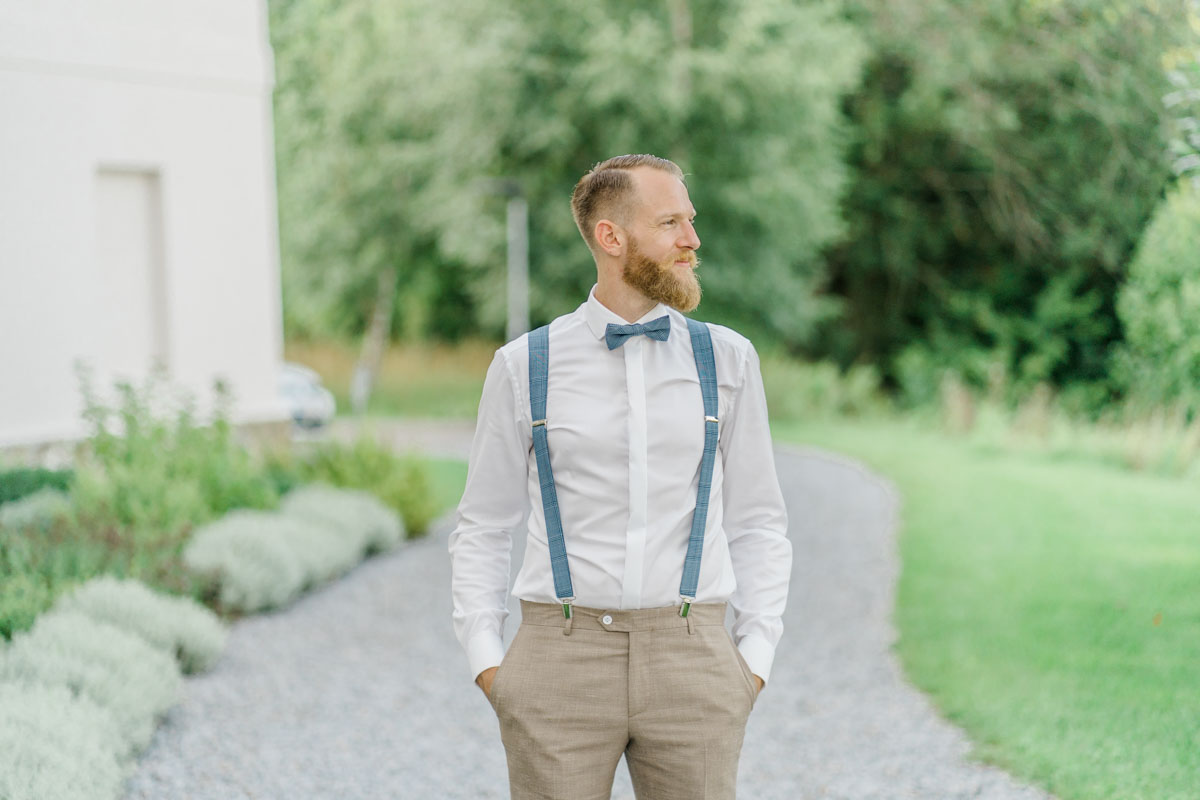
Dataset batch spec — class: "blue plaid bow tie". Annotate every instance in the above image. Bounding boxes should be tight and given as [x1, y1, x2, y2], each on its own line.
[605, 315, 671, 350]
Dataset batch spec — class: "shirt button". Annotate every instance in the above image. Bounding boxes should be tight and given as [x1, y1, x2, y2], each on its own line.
[601, 614, 613, 625]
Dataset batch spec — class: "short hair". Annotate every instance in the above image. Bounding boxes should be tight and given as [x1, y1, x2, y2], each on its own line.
[570, 154, 685, 251]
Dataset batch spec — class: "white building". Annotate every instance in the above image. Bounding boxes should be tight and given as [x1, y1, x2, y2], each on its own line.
[0, 0, 289, 455]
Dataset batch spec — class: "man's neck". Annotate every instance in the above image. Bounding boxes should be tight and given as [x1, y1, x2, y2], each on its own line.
[594, 277, 658, 323]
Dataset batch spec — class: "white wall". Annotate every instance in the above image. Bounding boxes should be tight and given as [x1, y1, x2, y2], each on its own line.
[0, 0, 288, 447]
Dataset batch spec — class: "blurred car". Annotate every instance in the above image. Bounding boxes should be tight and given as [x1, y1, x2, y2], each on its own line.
[278, 362, 336, 429]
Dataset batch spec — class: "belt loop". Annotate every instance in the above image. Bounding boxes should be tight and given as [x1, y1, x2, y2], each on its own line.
[686, 612, 695, 635]
[563, 613, 573, 635]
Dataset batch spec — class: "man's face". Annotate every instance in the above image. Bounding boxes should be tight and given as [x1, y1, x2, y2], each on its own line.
[620, 168, 702, 313]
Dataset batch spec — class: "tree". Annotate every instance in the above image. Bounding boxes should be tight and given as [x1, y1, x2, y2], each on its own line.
[269, 0, 477, 410]
[821, 0, 1194, 408]
[270, 0, 867, 350]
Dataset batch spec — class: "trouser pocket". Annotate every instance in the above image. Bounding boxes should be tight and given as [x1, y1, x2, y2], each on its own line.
[488, 624, 525, 715]
[724, 630, 759, 707]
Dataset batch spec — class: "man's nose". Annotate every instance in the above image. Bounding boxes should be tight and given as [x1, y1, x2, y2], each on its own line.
[678, 220, 700, 251]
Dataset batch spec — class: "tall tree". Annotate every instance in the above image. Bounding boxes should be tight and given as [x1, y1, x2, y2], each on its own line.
[269, 0, 476, 409]
[270, 0, 866, 348]
[823, 0, 1194, 406]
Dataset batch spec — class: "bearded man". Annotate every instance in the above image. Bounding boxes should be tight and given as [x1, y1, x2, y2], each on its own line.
[449, 154, 792, 800]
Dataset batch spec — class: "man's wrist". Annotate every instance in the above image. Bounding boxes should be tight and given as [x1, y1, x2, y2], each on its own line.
[736, 633, 776, 686]
[467, 631, 506, 682]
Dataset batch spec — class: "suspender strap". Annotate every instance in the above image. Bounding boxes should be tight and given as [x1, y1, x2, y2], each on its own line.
[679, 318, 719, 616]
[527, 318, 719, 620]
[528, 325, 575, 616]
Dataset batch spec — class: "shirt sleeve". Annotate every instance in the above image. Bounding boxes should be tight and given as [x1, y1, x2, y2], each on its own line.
[719, 341, 792, 685]
[448, 348, 531, 682]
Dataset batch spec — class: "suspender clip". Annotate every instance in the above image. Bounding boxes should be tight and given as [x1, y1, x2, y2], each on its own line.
[679, 596, 695, 618]
[561, 597, 575, 635]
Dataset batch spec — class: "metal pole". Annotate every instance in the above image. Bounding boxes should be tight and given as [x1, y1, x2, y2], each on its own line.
[506, 195, 529, 342]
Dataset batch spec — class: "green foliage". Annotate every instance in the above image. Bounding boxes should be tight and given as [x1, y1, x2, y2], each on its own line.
[0, 367, 291, 641]
[0, 487, 72, 532]
[293, 434, 435, 535]
[821, 0, 1192, 396]
[74, 363, 279, 539]
[0, 573, 56, 643]
[0, 466, 73, 506]
[0, 493, 210, 641]
[1, 611, 181, 757]
[54, 577, 228, 675]
[0, 683, 126, 800]
[269, 0, 866, 347]
[262, 446, 305, 497]
[1115, 183, 1200, 414]
[760, 355, 886, 421]
[268, 0, 1200, 410]
[0, 490, 115, 640]
[892, 343, 1008, 410]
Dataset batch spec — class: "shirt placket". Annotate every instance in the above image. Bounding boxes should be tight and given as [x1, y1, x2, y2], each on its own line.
[621, 335, 648, 609]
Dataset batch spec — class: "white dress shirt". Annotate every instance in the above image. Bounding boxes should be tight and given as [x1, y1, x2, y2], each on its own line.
[449, 285, 792, 684]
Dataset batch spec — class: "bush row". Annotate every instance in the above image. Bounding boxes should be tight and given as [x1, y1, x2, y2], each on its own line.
[184, 484, 405, 613]
[0, 577, 227, 800]
[0, 481, 404, 799]
[0, 369, 436, 797]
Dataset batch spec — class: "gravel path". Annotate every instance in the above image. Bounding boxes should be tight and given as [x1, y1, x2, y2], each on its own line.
[123, 421, 1053, 799]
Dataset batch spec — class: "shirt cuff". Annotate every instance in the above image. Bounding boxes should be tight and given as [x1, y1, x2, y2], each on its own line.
[736, 633, 777, 686]
[466, 630, 507, 683]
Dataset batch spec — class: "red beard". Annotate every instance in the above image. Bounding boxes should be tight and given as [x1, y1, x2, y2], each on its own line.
[622, 239, 702, 312]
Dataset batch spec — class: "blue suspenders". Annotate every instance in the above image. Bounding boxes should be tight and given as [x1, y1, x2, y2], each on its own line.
[528, 325, 575, 618]
[527, 318, 719, 620]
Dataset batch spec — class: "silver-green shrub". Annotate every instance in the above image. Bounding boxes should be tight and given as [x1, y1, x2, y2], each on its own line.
[54, 576, 227, 674]
[184, 486, 404, 613]
[183, 509, 310, 612]
[0, 487, 72, 532]
[0, 682, 127, 800]
[281, 484, 405, 553]
[1, 611, 181, 756]
[282, 514, 366, 585]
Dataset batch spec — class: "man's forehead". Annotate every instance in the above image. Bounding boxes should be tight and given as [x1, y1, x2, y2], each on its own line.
[629, 167, 695, 217]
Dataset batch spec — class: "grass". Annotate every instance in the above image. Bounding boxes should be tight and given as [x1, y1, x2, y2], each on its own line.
[284, 338, 497, 418]
[776, 417, 1200, 800]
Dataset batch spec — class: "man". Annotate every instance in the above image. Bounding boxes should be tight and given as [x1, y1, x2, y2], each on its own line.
[449, 154, 791, 799]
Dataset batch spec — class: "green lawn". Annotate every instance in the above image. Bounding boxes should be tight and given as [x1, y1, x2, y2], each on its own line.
[776, 418, 1200, 800]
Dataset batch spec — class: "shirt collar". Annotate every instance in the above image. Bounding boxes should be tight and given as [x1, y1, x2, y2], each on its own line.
[582, 284, 675, 341]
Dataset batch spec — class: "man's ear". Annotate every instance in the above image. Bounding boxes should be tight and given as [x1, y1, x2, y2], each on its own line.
[593, 219, 625, 258]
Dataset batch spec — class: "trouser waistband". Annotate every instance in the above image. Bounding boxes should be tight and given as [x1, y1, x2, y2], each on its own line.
[518, 599, 726, 632]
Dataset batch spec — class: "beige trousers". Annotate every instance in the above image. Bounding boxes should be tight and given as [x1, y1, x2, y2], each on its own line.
[488, 600, 758, 800]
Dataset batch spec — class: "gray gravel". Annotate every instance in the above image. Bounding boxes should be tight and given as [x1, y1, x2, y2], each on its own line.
[123, 422, 1053, 799]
